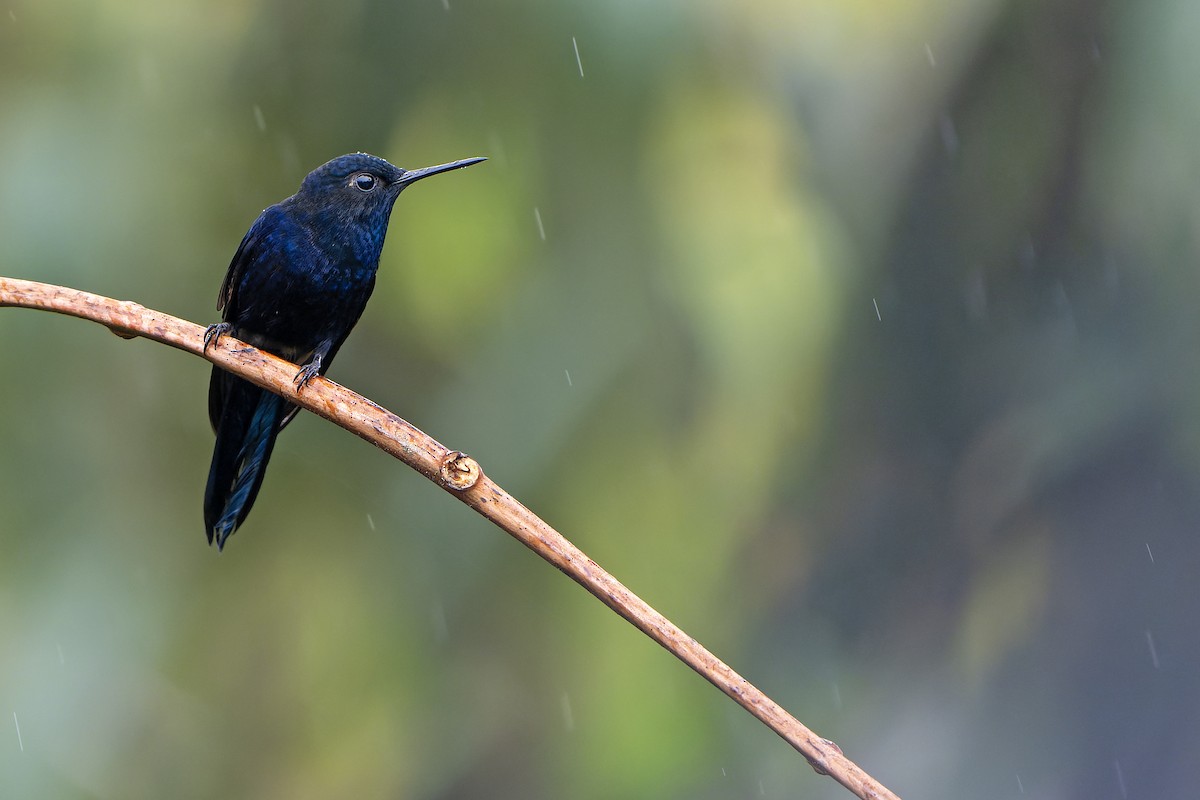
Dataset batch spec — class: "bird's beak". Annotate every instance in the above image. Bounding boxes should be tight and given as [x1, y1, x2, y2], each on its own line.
[396, 157, 487, 186]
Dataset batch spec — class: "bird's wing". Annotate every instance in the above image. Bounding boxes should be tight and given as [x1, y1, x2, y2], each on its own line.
[211, 203, 300, 432]
[217, 204, 287, 317]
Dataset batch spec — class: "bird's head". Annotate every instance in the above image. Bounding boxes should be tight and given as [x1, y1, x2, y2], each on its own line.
[298, 152, 486, 214]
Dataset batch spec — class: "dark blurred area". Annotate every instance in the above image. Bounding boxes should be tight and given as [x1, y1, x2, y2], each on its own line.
[2, 1, 1196, 797]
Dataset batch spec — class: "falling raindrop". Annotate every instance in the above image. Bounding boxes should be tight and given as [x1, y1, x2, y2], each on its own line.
[560, 691, 575, 731]
[534, 207, 546, 241]
[1114, 760, 1127, 798]
[13, 712, 22, 753]
[253, 105, 267, 132]
[431, 601, 448, 643]
[938, 113, 959, 157]
[1103, 252, 1120, 293]
[1018, 235, 1037, 270]
[572, 37, 584, 77]
[487, 132, 508, 168]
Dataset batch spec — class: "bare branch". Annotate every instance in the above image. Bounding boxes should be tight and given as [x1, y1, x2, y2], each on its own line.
[0, 276, 902, 800]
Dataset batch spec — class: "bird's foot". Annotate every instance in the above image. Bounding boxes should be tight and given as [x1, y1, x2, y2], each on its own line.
[203, 322, 233, 352]
[293, 360, 322, 390]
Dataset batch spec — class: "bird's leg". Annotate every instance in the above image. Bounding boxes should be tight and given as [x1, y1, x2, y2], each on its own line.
[293, 340, 334, 390]
[203, 322, 233, 352]
[293, 357, 321, 389]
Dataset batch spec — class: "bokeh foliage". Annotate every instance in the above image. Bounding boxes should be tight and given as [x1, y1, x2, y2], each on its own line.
[3, 0, 1198, 797]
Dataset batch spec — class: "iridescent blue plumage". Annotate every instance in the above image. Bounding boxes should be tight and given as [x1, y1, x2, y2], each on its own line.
[203, 151, 485, 549]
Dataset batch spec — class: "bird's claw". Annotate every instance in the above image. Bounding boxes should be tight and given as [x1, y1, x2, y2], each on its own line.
[293, 361, 322, 390]
[203, 323, 232, 353]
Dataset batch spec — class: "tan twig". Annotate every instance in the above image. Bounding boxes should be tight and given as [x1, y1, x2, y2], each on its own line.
[0, 276, 901, 800]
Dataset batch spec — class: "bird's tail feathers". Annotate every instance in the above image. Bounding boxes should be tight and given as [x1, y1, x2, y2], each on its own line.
[204, 383, 287, 549]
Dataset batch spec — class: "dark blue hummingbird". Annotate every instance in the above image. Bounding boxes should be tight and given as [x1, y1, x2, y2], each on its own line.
[203, 152, 485, 549]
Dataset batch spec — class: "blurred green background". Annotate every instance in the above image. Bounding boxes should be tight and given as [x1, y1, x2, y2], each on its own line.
[2, 0, 1197, 797]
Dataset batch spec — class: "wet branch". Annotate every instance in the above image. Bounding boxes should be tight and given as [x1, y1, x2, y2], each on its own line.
[0, 276, 901, 800]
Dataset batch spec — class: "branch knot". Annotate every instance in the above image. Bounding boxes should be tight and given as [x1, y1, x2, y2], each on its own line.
[439, 451, 481, 491]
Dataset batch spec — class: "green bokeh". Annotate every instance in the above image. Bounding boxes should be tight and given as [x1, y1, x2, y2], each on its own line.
[3, 1, 1198, 798]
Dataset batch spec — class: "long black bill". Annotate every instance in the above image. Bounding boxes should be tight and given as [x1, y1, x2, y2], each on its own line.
[397, 156, 487, 186]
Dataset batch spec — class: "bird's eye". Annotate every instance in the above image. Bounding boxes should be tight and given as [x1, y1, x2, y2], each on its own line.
[352, 174, 377, 192]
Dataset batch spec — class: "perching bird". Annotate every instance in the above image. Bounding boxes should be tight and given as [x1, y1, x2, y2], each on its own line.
[203, 152, 485, 549]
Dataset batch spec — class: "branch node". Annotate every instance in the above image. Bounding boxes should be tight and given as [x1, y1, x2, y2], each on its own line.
[808, 738, 843, 775]
[440, 451, 482, 491]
